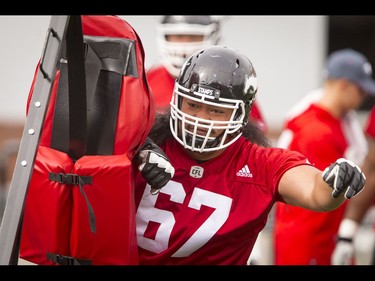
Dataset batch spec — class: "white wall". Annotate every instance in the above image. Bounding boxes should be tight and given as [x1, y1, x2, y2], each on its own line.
[0, 15, 327, 132]
[0, 16, 51, 124]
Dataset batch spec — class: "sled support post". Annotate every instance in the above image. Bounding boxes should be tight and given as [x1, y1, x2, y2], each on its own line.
[0, 16, 70, 265]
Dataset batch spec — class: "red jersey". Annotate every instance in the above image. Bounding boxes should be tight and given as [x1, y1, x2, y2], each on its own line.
[134, 136, 311, 265]
[146, 65, 267, 132]
[274, 101, 355, 265]
[365, 106, 375, 138]
[363, 106, 375, 211]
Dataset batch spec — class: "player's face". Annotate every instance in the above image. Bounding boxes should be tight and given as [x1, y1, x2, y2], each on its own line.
[345, 80, 368, 109]
[180, 97, 233, 138]
[166, 34, 204, 43]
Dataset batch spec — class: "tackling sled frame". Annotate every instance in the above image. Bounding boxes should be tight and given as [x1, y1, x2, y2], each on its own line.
[0, 16, 70, 265]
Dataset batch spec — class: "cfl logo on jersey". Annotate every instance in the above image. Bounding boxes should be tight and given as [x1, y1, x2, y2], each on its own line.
[236, 165, 253, 178]
[190, 166, 204, 178]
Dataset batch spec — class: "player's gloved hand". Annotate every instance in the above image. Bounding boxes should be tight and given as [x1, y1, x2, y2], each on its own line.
[322, 158, 366, 199]
[136, 137, 175, 195]
[331, 218, 359, 265]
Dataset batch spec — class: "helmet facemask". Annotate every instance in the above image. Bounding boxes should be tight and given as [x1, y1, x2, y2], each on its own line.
[170, 83, 247, 153]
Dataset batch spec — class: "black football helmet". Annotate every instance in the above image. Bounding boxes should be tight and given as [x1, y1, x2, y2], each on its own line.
[170, 45, 258, 152]
[157, 15, 221, 78]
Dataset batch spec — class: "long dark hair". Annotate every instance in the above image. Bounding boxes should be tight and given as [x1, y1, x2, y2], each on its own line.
[148, 111, 271, 148]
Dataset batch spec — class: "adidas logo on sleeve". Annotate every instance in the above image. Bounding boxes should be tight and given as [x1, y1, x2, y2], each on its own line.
[236, 165, 253, 178]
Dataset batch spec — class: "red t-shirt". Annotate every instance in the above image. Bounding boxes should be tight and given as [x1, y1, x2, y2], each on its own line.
[146, 65, 268, 132]
[363, 106, 375, 207]
[134, 136, 311, 265]
[274, 103, 349, 265]
[365, 106, 375, 138]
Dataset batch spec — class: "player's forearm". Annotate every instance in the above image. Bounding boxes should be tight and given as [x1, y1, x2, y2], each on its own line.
[313, 175, 346, 211]
[281, 166, 344, 211]
[279, 159, 365, 211]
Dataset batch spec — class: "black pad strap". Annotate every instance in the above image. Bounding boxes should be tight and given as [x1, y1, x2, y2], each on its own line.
[49, 172, 92, 185]
[49, 172, 96, 233]
[66, 16, 87, 160]
[86, 70, 122, 155]
[84, 36, 137, 155]
[47, 252, 92, 265]
[51, 16, 87, 161]
[50, 60, 70, 154]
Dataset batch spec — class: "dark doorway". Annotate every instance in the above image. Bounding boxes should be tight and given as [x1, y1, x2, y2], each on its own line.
[328, 16, 375, 110]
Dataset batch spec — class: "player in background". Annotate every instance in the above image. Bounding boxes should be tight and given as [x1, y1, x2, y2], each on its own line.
[133, 45, 366, 265]
[146, 15, 267, 133]
[273, 48, 375, 265]
[332, 105, 375, 265]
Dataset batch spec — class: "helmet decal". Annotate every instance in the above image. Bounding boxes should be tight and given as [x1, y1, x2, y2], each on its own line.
[245, 75, 258, 95]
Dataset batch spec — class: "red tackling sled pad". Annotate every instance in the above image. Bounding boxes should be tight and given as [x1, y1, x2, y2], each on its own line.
[19, 16, 154, 265]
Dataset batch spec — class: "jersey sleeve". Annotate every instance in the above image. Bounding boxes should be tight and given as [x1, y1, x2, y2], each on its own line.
[262, 147, 312, 202]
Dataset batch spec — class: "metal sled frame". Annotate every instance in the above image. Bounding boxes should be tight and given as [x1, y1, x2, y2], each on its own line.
[0, 16, 71, 265]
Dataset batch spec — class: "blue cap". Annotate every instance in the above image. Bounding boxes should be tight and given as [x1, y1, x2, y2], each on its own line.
[323, 48, 375, 96]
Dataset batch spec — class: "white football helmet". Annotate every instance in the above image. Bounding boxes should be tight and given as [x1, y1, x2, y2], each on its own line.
[157, 15, 221, 78]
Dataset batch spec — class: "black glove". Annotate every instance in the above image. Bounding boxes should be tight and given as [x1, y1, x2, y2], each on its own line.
[322, 158, 366, 199]
[135, 138, 175, 195]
